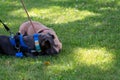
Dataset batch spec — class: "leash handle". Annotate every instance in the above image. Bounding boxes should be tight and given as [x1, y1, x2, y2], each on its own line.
[0, 19, 14, 36]
[0, 19, 10, 31]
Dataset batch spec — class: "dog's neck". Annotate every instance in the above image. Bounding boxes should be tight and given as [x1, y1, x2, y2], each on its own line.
[23, 35, 42, 50]
[23, 35, 35, 49]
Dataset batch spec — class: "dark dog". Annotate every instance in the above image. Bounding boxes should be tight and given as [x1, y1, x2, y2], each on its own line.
[19, 21, 62, 55]
[0, 32, 57, 57]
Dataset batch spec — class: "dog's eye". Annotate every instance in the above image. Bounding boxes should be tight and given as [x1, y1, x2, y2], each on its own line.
[51, 35, 55, 39]
[45, 40, 51, 48]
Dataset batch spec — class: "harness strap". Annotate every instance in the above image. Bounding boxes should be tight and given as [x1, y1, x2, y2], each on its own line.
[10, 34, 28, 49]
[9, 35, 23, 58]
[9, 34, 16, 46]
[19, 34, 28, 48]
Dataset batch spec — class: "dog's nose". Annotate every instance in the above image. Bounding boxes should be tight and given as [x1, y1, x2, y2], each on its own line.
[46, 48, 58, 55]
[53, 50, 58, 54]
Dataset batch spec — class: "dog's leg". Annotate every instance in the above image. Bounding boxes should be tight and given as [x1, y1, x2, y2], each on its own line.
[24, 52, 35, 58]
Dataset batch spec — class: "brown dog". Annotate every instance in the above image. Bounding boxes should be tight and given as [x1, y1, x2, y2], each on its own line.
[19, 21, 62, 55]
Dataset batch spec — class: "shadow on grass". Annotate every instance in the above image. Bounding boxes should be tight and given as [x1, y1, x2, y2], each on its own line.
[0, 0, 120, 79]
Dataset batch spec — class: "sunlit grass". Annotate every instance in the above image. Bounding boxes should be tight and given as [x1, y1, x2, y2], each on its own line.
[45, 47, 115, 73]
[118, 1, 120, 5]
[10, 6, 100, 24]
[29, 6, 98, 24]
[73, 47, 114, 70]
[9, 9, 24, 17]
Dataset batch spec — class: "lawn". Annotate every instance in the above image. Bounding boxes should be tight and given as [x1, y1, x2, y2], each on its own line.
[0, 0, 120, 80]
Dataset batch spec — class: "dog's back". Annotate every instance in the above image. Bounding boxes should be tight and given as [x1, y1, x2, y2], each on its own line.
[0, 35, 16, 55]
[19, 21, 48, 35]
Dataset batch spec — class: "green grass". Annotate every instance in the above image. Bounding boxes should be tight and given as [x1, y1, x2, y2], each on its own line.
[0, 0, 120, 80]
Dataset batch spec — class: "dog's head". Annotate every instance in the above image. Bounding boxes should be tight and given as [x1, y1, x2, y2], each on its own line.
[39, 33, 60, 55]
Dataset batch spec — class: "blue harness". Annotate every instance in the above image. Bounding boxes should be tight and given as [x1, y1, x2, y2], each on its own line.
[9, 34, 41, 58]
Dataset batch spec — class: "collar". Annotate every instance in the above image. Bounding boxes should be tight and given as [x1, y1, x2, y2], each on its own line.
[33, 33, 41, 52]
[38, 29, 49, 33]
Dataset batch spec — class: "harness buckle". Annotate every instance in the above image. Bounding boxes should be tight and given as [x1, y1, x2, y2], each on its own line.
[16, 52, 23, 58]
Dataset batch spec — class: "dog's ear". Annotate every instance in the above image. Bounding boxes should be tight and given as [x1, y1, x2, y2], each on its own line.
[18, 31, 27, 36]
[23, 32, 28, 36]
[48, 33, 55, 39]
[16, 32, 21, 35]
